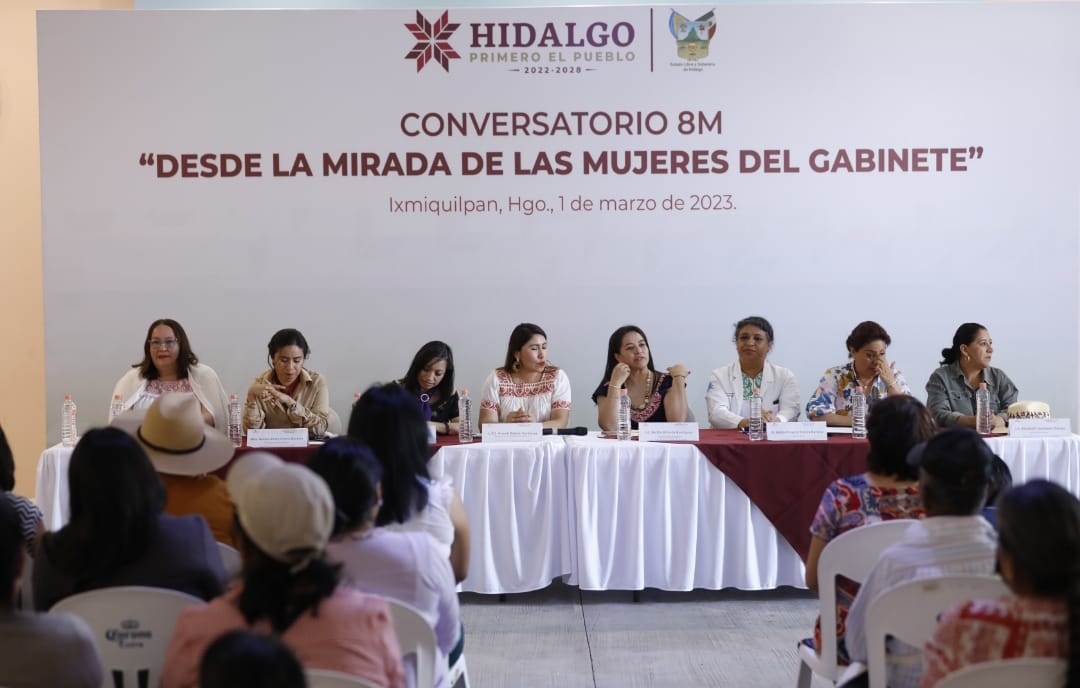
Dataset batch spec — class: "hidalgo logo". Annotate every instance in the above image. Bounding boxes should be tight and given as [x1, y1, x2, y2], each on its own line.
[669, 9, 716, 61]
[405, 10, 461, 72]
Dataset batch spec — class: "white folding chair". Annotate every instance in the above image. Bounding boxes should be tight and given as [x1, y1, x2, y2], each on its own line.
[935, 657, 1067, 688]
[447, 650, 471, 688]
[216, 541, 242, 582]
[795, 519, 914, 688]
[386, 597, 438, 688]
[18, 554, 34, 611]
[50, 585, 206, 688]
[306, 668, 382, 688]
[864, 574, 1009, 688]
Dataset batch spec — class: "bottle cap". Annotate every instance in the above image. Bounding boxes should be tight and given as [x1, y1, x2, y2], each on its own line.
[113, 394, 121, 400]
[460, 389, 469, 396]
[620, 388, 628, 395]
[64, 394, 72, 400]
[978, 382, 987, 388]
[230, 393, 238, 400]
[754, 387, 761, 394]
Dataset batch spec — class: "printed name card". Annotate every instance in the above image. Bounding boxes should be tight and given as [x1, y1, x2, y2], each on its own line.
[482, 423, 543, 443]
[245, 428, 309, 447]
[766, 422, 828, 442]
[1008, 418, 1073, 438]
[638, 422, 700, 443]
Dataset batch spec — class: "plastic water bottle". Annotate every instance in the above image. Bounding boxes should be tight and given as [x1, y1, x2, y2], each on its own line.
[975, 382, 992, 435]
[108, 394, 125, 424]
[851, 385, 868, 439]
[61, 394, 78, 448]
[748, 387, 763, 441]
[457, 389, 473, 443]
[617, 388, 632, 441]
[228, 394, 244, 447]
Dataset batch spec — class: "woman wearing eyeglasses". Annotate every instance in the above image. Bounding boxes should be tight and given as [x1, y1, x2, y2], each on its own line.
[111, 318, 230, 427]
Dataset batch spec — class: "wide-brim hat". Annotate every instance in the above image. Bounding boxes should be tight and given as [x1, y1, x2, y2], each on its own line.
[1008, 400, 1051, 419]
[112, 392, 234, 476]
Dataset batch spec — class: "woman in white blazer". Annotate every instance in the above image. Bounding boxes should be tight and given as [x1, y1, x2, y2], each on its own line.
[705, 316, 801, 429]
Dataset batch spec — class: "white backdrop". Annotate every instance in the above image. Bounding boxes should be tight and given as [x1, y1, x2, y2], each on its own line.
[37, 4, 1080, 442]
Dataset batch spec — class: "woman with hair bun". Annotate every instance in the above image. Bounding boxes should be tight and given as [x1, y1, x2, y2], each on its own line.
[925, 322, 1017, 429]
[920, 479, 1080, 687]
[806, 320, 911, 427]
[243, 328, 332, 438]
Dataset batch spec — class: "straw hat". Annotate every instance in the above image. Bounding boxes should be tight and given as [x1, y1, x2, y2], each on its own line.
[112, 392, 234, 476]
[1007, 401, 1051, 420]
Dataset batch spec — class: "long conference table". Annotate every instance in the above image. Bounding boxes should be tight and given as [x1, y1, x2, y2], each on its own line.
[35, 431, 1080, 594]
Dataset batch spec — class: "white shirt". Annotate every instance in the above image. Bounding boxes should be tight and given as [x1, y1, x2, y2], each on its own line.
[479, 367, 571, 422]
[704, 361, 800, 429]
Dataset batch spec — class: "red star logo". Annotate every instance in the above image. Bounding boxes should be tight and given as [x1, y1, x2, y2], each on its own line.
[405, 10, 461, 73]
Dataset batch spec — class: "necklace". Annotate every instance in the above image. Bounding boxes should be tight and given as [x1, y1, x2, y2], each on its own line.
[631, 370, 654, 411]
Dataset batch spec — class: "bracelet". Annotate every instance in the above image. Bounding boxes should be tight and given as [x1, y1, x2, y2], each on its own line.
[672, 374, 688, 380]
[444, 421, 450, 434]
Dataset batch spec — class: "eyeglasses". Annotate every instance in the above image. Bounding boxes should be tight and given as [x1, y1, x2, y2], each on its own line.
[148, 338, 179, 349]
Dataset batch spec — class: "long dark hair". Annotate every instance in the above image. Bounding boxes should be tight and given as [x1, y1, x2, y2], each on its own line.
[346, 383, 430, 526]
[235, 522, 341, 635]
[997, 480, 1080, 688]
[0, 424, 14, 492]
[940, 322, 986, 366]
[598, 325, 656, 389]
[308, 437, 383, 536]
[501, 323, 547, 373]
[41, 427, 166, 585]
[134, 318, 199, 380]
[401, 341, 456, 404]
[866, 396, 933, 481]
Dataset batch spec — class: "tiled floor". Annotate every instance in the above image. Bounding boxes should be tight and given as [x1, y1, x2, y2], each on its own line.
[458, 581, 834, 687]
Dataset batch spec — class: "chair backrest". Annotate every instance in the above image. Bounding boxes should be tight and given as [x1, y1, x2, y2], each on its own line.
[813, 519, 914, 676]
[935, 657, 1067, 688]
[385, 597, 437, 688]
[50, 585, 206, 688]
[216, 541, 242, 582]
[865, 574, 1009, 688]
[306, 668, 383, 688]
[18, 554, 34, 611]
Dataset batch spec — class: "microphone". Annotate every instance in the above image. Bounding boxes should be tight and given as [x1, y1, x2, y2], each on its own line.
[542, 426, 589, 436]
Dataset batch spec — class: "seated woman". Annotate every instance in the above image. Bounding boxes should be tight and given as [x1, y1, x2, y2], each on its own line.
[806, 320, 912, 426]
[349, 384, 471, 583]
[925, 322, 1018, 430]
[592, 325, 688, 431]
[243, 328, 331, 439]
[0, 424, 43, 555]
[112, 318, 229, 427]
[397, 340, 460, 436]
[478, 322, 570, 429]
[33, 427, 226, 611]
[705, 316, 800, 429]
[920, 479, 1079, 688]
[161, 451, 404, 688]
[310, 437, 461, 685]
[804, 395, 934, 661]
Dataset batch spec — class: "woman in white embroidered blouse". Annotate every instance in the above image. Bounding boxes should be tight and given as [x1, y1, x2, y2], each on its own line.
[478, 323, 571, 429]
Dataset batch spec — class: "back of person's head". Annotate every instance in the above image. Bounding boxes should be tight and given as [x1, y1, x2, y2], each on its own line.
[226, 451, 341, 634]
[43, 427, 166, 580]
[0, 497, 23, 606]
[0, 424, 14, 492]
[307, 437, 383, 536]
[199, 629, 306, 688]
[996, 480, 1080, 687]
[346, 383, 429, 527]
[906, 426, 992, 516]
[986, 455, 1013, 506]
[865, 396, 934, 481]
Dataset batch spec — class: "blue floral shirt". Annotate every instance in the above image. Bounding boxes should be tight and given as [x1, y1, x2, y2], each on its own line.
[805, 362, 911, 418]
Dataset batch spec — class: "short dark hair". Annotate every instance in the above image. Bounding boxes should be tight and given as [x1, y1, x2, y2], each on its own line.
[595, 326, 655, 401]
[0, 424, 14, 492]
[865, 396, 934, 480]
[135, 318, 199, 380]
[347, 383, 430, 527]
[733, 316, 774, 343]
[199, 630, 306, 688]
[402, 341, 456, 403]
[940, 322, 987, 366]
[307, 437, 383, 537]
[266, 329, 310, 368]
[846, 321, 891, 353]
[910, 427, 992, 516]
[502, 323, 547, 373]
[0, 496, 22, 602]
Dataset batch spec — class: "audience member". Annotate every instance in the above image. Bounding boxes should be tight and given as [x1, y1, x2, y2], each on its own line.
[0, 496, 103, 688]
[805, 395, 934, 659]
[113, 393, 236, 546]
[981, 455, 1012, 528]
[33, 427, 226, 611]
[198, 629, 306, 688]
[349, 383, 471, 582]
[161, 451, 404, 688]
[0, 424, 42, 555]
[920, 479, 1079, 688]
[844, 426, 996, 688]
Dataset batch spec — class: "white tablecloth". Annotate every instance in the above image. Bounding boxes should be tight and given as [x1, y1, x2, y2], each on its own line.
[35, 443, 72, 532]
[985, 436, 1080, 493]
[563, 436, 807, 592]
[428, 438, 572, 594]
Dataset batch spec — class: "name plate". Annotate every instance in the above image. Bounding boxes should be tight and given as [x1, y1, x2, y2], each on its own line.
[766, 421, 828, 441]
[482, 423, 543, 443]
[1008, 418, 1072, 438]
[638, 422, 700, 442]
[246, 428, 309, 447]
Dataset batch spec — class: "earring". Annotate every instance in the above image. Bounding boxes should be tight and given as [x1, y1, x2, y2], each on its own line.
[512, 360, 520, 371]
